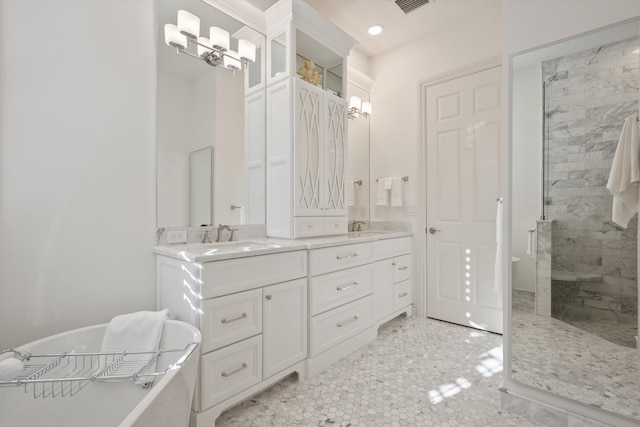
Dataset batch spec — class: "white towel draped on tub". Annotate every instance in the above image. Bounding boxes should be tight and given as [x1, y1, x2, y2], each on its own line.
[607, 114, 640, 228]
[493, 199, 503, 292]
[101, 309, 171, 357]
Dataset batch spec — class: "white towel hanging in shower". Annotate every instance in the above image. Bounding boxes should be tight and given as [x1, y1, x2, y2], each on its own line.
[607, 114, 640, 228]
[526, 228, 535, 257]
[493, 199, 503, 292]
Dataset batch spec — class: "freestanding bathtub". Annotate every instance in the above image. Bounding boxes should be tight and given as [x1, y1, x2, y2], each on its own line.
[0, 319, 201, 426]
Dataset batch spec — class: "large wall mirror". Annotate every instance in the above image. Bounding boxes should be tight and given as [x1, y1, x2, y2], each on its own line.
[347, 78, 371, 224]
[510, 18, 639, 422]
[156, 0, 266, 228]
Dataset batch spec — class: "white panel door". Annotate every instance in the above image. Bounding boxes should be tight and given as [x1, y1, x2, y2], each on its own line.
[426, 66, 502, 334]
[262, 278, 307, 378]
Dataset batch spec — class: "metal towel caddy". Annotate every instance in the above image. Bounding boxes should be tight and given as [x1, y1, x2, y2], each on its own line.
[0, 341, 198, 399]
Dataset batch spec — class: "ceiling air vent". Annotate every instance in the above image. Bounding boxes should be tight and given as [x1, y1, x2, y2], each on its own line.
[394, 0, 431, 14]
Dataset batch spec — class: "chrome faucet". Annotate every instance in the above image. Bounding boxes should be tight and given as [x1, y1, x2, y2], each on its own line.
[351, 221, 366, 232]
[216, 224, 232, 242]
[201, 230, 212, 244]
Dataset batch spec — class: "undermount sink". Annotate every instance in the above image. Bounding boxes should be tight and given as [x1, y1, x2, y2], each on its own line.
[199, 241, 273, 254]
[347, 230, 386, 238]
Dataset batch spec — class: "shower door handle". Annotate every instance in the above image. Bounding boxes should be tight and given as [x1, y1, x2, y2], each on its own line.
[428, 227, 441, 234]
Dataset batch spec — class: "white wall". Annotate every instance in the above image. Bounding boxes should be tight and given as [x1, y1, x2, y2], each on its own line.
[370, 6, 502, 315]
[0, 0, 156, 349]
[512, 64, 542, 292]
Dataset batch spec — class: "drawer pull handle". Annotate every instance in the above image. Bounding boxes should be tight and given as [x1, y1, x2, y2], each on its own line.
[337, 316, 359, 327]
[398, 266, 408, 271]
[221, 362, 248, 377]
[265, 295, 272, 300]
[337, 281, 358, 291]
[399, 292, 408, 297]
[336, 253, 358, 260]
[221, 313, 247, 324]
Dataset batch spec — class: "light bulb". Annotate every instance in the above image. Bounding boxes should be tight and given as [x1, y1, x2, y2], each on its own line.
[361, 101, 372, 115]
[238, 39, 256, 62]
[197, 37, 212, 57]
[164, 24, 187, 49]
[224, 50, 242, 71]
[349, 96, 362, 110]
[210, 27, 230, 51]
[177, 10, 200, 38]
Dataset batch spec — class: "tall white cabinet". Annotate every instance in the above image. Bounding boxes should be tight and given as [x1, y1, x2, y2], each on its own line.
[265, 0, 357, 238]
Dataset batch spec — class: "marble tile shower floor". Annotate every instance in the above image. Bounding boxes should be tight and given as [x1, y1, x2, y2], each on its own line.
[512, 309, 640, 421]
[217, 316, 540, 427]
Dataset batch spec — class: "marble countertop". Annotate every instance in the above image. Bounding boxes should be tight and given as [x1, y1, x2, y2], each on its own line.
[152, 230, 413, 263]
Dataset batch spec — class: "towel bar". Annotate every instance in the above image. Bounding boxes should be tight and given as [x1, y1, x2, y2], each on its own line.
[375, 176, 408, 182]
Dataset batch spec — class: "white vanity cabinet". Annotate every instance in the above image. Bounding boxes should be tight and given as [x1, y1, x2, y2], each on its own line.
[265, 0, 356, 239]
[156, 250, 307, 427]
[373, 237, 413, 325]
[306, 242, 377, 376]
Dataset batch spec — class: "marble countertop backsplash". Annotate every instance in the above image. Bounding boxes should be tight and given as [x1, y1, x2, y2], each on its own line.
[154, 221, 413, 263]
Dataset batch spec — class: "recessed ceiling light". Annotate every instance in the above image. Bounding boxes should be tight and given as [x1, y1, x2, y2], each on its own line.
[368, 25, 383, 36]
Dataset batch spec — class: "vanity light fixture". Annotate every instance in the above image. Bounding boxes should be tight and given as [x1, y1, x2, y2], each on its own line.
[164, 10, 256, 73]
[348, 96, 372, 120]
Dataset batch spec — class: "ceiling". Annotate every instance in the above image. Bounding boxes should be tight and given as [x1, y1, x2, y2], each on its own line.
[244, 0, 501, 57]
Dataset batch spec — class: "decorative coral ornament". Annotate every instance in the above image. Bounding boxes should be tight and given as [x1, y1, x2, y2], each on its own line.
[297, 59, 322, 86]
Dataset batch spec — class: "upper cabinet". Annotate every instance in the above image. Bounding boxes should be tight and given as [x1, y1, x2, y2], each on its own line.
[264, 0, 357, 239]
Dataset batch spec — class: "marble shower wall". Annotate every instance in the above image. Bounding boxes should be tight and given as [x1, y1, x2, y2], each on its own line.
[542, 37, 639, 325]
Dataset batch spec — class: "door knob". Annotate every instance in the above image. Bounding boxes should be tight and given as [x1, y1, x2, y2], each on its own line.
[428, 227, 441, 234]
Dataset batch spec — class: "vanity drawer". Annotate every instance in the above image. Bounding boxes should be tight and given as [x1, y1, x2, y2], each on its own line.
[375, 236, 412, 260]
[293, 217, 325, 238]
[309, 242, 374, 276]
[309, 264, 374, 316]
[394, 280, 411, 312]
[200, 289, 262, 353]
[201, 250, 307, 299]
[199, 335, 262, 410]
[309, 295, 374, 357]
[323, 216, 348, 235]
[393, 254, 412, 283]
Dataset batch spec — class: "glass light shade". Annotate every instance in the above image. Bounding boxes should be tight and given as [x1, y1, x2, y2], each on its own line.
[238, 39, 256, 62]
[224, 50, 242, 71]
[210, 27, 230, 51]
[362, 101, 372, 115]
[164, 24, 187, 49]
[197, 37, 212, 57]
[177, 10, 200, 38]
[349, 96, 362, 110]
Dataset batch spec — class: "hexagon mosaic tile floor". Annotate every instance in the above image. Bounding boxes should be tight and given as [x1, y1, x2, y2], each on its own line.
[216, 316, 540, 427]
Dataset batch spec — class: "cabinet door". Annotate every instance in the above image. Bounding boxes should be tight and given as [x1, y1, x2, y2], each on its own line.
[373, 259, 394, 322]
[294, 80, 324, 216]
[263, 278, 307, 378]
[323, 94, 347, 216]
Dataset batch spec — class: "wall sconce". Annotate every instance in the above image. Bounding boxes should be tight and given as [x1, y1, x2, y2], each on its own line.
[164, 10, 256, 72]
[348, 96, 372, 120]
